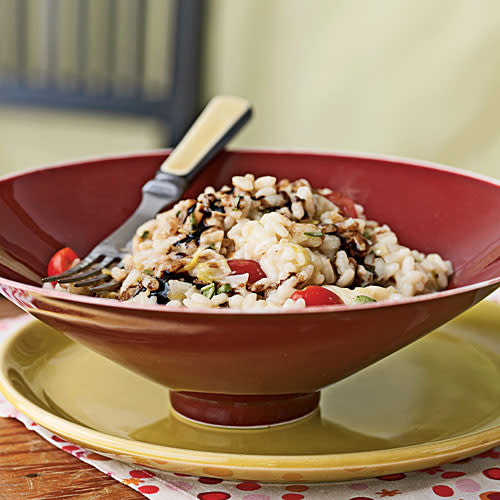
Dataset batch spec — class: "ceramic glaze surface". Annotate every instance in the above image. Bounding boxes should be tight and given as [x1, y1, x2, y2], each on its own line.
[2, 150, 500, 286]
[1, 150, 500, 422]
[2, 302, 500, 482]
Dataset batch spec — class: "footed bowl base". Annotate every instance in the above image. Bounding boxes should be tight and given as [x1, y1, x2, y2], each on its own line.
[169, 390, 321, 427]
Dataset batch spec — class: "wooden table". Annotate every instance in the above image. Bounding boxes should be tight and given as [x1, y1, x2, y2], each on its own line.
[0, 299, 142, 500]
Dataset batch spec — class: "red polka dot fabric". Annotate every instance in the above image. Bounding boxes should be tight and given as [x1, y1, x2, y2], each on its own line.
[2, 307, 500, 499]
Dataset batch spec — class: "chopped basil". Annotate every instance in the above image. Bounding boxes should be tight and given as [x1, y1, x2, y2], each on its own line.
[216, 283, 232, 295]
[143, 269, 153, 276]
[355, 295, 376, 303]
[201, 283, 216, 299]
[140, 230, 150, 239]
[304, 231, 324, 237]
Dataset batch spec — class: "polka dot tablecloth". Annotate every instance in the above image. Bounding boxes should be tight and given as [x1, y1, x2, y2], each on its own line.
[2, 297, 500, 500]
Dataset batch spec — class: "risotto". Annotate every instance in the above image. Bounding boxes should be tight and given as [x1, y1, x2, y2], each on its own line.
[58, 174, 453, 310]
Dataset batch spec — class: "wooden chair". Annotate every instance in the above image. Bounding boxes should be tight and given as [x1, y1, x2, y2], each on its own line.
[0, 0, 203, 146]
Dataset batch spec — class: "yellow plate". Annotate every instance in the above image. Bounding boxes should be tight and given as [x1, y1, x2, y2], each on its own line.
[2, 302, 500, 483]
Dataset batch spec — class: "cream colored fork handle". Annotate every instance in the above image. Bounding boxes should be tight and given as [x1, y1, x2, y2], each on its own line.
[160, 96, 251, 177]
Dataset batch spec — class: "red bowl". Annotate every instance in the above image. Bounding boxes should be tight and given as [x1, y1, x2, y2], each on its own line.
[1, 150, 500, 427]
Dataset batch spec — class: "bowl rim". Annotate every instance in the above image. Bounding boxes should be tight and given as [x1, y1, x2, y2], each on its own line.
[1, 147, 500, 316]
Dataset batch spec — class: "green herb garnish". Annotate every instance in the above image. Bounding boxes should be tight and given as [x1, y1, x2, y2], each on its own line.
[140, 230, 150, 239]
[201, 283, 216, 299]
[216, 284, 232, 295]
[355, 295, 376, 304]
[304, 231, 324, 237]
[143, 269, 153, 276]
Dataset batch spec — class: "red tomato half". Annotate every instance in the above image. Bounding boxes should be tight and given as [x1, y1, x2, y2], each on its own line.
[326, 191, 357, 218]
[227, 259, 266, 284]
[48, 247, 79, 278]
[291, 286, 344, 306]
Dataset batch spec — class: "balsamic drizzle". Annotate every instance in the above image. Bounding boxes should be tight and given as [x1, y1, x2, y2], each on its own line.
[209, 199, 225, 213]
[149, 280, 170, 304]
[148, 271, 196, 305]
[174, 208, 213, 246]
[186, 202, 197, 216]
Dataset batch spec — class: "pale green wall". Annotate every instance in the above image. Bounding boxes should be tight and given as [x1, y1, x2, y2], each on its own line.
[2, 0, 500, 179]
[203, 0, 500, 179]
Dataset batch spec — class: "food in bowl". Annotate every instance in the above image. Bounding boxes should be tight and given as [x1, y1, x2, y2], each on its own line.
[54, 174, 452, 309]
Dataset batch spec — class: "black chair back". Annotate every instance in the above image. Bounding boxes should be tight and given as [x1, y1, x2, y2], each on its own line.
[0, 0, 203, 145]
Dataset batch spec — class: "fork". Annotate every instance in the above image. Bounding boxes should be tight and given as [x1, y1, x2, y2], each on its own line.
[42, 96, 252, 292]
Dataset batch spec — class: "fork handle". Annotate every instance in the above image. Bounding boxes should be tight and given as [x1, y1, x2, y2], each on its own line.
[159, 96, 252, 179]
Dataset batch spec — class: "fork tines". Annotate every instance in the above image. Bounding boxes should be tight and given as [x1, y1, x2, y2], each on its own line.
[42, 255, 120, 292]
